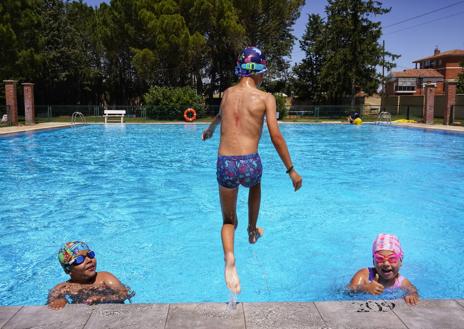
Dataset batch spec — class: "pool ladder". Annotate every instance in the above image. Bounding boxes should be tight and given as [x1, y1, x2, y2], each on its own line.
[376, 111, 392, 124]
[71, 112, 87, 126]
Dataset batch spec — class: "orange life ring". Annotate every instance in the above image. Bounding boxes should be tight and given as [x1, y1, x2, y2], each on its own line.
[183, 108, 197, 122]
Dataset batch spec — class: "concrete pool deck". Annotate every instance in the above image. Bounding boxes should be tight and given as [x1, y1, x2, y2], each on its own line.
[1, 299, 464, 329]
[0, 122, 74, 136]
[1, 121, 464, 136]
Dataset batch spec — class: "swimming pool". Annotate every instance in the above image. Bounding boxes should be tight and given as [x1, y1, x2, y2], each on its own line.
[1, 124, 463, 305]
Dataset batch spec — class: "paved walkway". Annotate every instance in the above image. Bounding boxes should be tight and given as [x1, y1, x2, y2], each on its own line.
[1, 300, 464, 329]
[2, 121, 464, 137]
[0, 122, 73, 136]
[391, 122, 464, 134]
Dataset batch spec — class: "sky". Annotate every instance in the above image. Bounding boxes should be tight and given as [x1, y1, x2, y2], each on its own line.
[84, 0, 464, 73]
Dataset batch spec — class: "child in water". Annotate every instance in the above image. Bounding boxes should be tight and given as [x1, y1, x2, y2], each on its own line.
[48, 241, 133, 309]
[348, 233, 419, 305]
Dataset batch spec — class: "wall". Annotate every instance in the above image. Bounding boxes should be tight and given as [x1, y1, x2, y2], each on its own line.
[381, 94, 464, 119]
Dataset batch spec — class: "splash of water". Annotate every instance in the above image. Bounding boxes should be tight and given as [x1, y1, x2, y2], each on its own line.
[227, 291, 237, 311]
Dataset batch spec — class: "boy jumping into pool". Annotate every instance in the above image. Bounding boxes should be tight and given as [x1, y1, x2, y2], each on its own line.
[48, 241, 133, 309]
[202, 47, 302, 294]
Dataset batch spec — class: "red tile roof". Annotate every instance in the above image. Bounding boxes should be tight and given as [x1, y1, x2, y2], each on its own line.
[413, 49, 464, 62]
[391, 69, 443, 78]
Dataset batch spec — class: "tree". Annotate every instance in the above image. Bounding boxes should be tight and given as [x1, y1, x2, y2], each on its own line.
[319, 0, 398, 104]
[233, 0, 304, 81]
[1, 0, 305, 105]
[185, 0, 245, 97]
[133, 0, 206, 90]
[292, 14, 325, 103]
[97, 0, 146, 104]
[0, 0, 43, 82]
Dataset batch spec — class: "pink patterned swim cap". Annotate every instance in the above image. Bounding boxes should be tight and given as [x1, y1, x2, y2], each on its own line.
[372, 233, 403, 260]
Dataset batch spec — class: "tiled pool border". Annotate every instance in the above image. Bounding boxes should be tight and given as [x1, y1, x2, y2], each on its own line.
[1, 299, 464, 328]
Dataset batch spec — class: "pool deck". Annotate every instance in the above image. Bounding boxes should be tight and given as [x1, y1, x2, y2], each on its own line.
[0, 122, 74, 136]
[1, 299, 464, 328]
[390, 122, 464, 134]
[1, 121, 464, 136]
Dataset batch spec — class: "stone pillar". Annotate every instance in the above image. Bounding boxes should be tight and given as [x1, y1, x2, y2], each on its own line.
[22, 83, 35, 125]
[423, 83, 436, 125]
[3, 80, 18, 125]
[443, 81, 457, 125]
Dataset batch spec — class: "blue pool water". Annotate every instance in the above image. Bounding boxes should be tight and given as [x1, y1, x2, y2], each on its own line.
[1, 124, 464, 306]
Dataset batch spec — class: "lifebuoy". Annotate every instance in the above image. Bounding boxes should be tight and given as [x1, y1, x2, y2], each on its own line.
[183, 108, 197, 122]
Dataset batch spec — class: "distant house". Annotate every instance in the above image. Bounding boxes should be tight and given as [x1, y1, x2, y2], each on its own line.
[385, 48, 464, 96]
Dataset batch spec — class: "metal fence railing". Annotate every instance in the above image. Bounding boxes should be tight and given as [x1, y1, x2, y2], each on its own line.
[34, 105, 206, 123]
[2, 103, 463, 123]
[285, 105, 381, 120]
[378, 105, 424, 121]
[451, 105, 464, 125]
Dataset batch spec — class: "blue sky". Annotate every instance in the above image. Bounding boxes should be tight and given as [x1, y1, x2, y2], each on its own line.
[85, 0, 464, 73]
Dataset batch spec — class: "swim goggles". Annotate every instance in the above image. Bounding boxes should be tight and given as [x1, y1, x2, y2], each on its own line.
[240, 63, 266, 71]
[69, 250, 95, 266]
[373, 252, 400, 265]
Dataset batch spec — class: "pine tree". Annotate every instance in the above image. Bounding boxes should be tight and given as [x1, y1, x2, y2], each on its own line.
[292, 14, 325, 103]
[319, 0, 398, 104]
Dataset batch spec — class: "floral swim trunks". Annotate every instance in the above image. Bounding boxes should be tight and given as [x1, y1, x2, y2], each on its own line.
[216, 153, 263, 189]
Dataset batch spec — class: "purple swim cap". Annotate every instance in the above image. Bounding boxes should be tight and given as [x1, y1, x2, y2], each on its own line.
[235, 47, 267, 77]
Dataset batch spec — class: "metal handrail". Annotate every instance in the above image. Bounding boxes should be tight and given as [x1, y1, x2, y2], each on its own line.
[376, 111, 392, 124]
[71, 112, 86, 126]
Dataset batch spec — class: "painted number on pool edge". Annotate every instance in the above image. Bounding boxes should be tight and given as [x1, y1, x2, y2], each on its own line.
[352, 301, 395, 312]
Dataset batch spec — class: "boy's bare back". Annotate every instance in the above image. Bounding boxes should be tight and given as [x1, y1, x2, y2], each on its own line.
[218, 81, 275, 156]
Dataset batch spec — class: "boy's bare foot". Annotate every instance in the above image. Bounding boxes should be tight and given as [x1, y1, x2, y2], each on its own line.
[248, 227, 264, 244]
[224, 253, 240, 294]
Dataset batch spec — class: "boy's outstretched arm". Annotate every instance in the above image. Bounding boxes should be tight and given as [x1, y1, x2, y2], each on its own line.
[202, 108, 222, 141]
[264, 93, 302, 191]
[402, 278, 419, 305]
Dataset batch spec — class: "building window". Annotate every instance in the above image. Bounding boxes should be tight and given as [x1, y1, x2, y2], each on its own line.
[395, 85, 416, 92]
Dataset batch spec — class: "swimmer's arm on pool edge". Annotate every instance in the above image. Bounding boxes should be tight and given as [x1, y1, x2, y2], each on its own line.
[401, 278, 419, 305]
[47, 283, 68, 310]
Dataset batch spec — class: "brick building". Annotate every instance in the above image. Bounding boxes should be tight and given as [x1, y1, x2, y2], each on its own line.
[385, 48, 464, 96]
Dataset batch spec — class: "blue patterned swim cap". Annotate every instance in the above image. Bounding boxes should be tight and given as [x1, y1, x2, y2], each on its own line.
[58, 241, 91, 274]
[235, 47, 267, 77]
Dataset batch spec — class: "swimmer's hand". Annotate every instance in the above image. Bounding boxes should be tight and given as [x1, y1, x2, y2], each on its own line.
[364, 274, 384, 295]
[48, 298, 67, 310]
[289, 170, 302, 191]
[404, 293, 419, 305]
[202, 128, 213, 141]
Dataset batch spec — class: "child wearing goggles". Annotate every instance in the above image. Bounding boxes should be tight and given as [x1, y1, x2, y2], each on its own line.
[348, 233, 419, 305]
[48, 241, 133, 310]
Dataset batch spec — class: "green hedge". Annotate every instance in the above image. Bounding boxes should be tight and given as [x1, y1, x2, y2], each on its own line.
[274, 93, 288, 119]
[144, 86, 206, 120]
